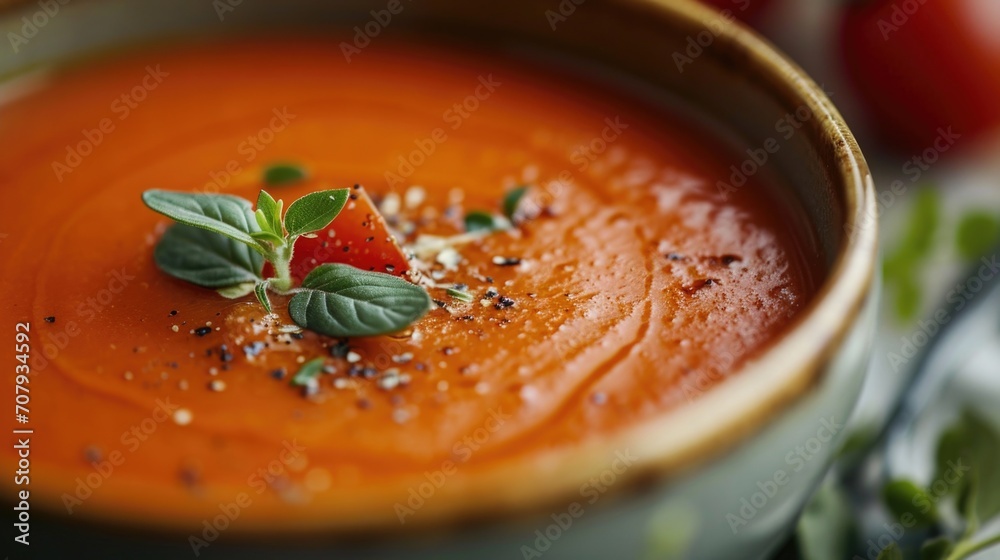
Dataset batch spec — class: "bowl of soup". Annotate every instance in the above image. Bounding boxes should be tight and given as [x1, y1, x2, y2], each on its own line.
[0, 0, 877, 558]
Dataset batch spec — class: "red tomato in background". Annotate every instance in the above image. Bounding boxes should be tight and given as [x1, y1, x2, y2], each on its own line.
[840, 0, 1000, 154]
[699, 0, 775, 22]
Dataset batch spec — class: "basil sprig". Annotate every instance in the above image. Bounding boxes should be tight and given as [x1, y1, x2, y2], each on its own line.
[142, 186, 429, 338]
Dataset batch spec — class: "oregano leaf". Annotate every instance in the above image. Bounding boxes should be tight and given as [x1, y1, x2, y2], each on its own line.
[503, 185, 529, 220]
[154, 224, 264, 288]
[465, 211, 499, 233]
[288, 263, 430, 337]
[290, 357, 324, 386]
[217, 282, 255, 299]
[142, 190, 262, 250]
[254, 280, 272, 314]
[250, 230, 285, 245]
[284, 189, 350, 237]
[255, 190, 283, 237]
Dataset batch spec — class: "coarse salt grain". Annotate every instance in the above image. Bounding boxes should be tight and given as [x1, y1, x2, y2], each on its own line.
[173, 409, 193, 425]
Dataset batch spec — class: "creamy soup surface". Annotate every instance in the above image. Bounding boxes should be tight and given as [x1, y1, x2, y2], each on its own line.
[0, 38, 821, 529]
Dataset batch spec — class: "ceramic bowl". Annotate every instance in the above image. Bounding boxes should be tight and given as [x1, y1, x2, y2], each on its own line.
[0, 0, 878, 558]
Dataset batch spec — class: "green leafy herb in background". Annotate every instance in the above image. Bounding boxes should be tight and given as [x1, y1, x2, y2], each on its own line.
[143, 171, 430, 338]
[881, 409, 1000, 560]
[796, 480, 856, 560]
[882, 479, 938, 528]
[462, 185, 533, 234]
[290, 357, 325, 387]
[262, 163, 308, 186]
[464, 210, 502, 233]
[502, 185, 529, 220]
[877, 542, 904, 560]
[883, 188, 941, 323]
[798, 408, 1000, 560]
[955, 212, 1000, 262]
[933, 410, 1000, 533]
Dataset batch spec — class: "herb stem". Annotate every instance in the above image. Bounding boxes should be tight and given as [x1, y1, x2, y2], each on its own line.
[947, 533, 1000, 560]
[269, 243, 295, 293]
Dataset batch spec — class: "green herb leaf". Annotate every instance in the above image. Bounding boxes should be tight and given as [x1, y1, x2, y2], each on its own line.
[217, 283, 255, 298]
[447, 287, 474, 302]
[936, 409, 1000, 525]
[290, 357, 324, 386]
[284, 189, 350, 237]
[254, 280, 272, 314]
[263, 163, 308, 186]
[255, 190, 284, 237]
[965, 409, 1000, 522]
[796, 480, 855, 560]
[288, 263, 430, 337]
[934, 421, 970, 500]
[958, 472, 980, 533]
[154, 224, 264, 288]
[464, 211, 499, 233]
[644, 504, 697, 558]
[876, 542, 903, 560]
[893, 274, 922, 323]
[250, 229, 286, 245]
[883, 187, 941, 324]
[837, 424, 879, 460]
[882, 479, 938, 527]
[919, 537, 954, 560]
[142, 190, 262, 250]
[956, 211, 1000, 261]
[503, 186, 529, 220]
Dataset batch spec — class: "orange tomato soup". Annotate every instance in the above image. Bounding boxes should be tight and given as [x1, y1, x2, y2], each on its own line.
[0, 38, 821, 530]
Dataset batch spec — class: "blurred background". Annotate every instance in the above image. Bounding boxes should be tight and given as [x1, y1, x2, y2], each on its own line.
[712, 0, 1000, 558]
